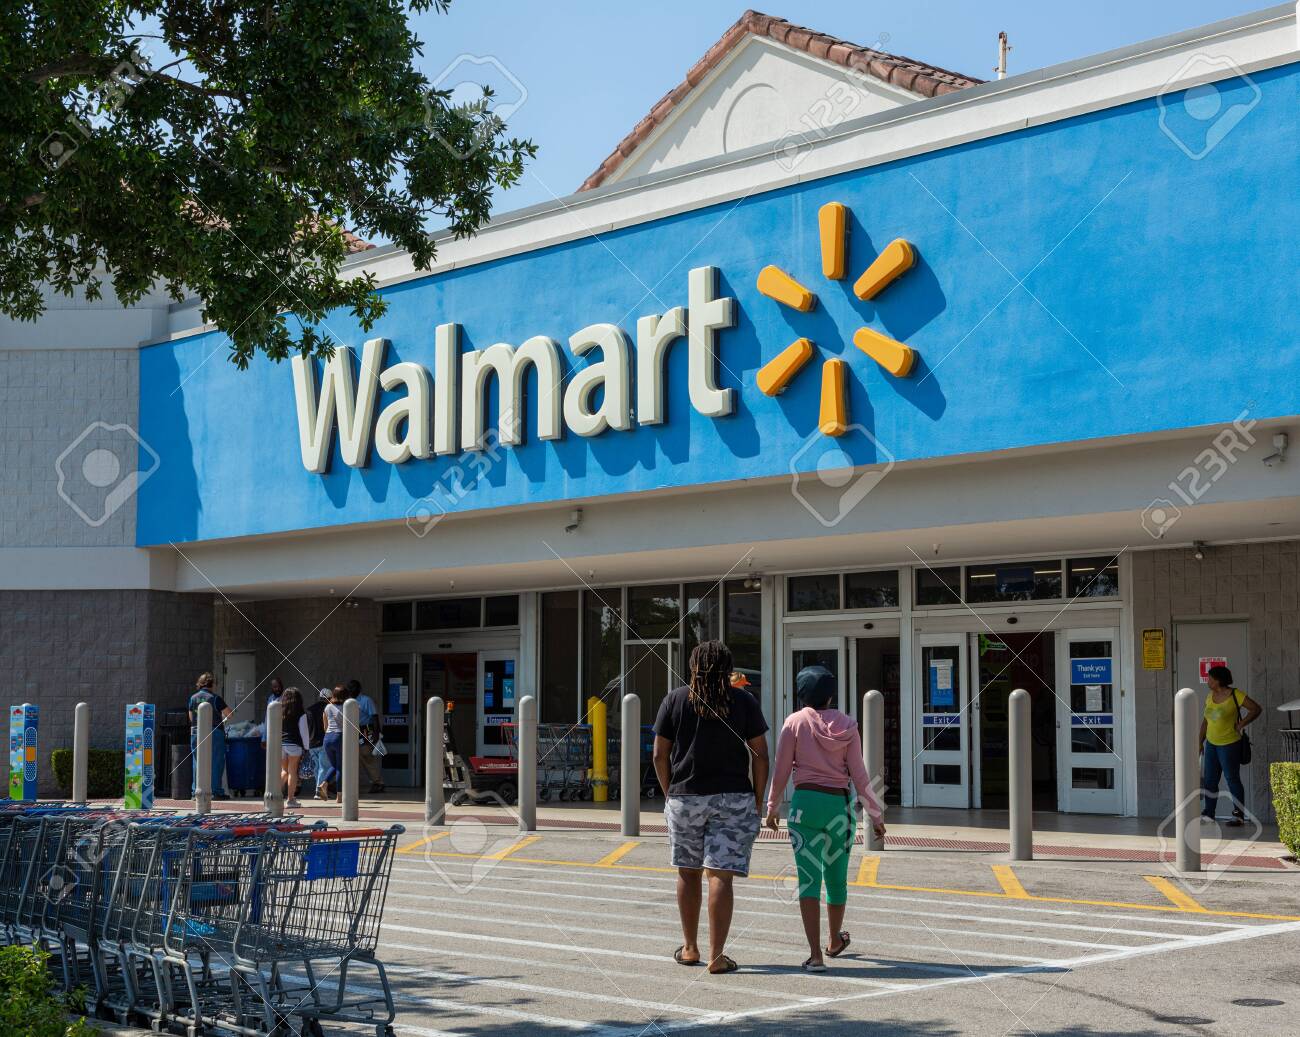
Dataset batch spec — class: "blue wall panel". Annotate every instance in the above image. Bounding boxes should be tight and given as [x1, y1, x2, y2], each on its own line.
[138, 65, 1299, 544]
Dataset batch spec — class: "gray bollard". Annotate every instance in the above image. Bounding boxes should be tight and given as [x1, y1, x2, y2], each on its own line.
[72, 702, 90, 805]
[426, 697, 445, 825]
[1008, 688, 1033, 861]
[1174, 687, 1201, 873]
[342, 698, 360, 821]
[517, 695, 537, 833]
[621, 693, 641, 837]
[863, 689, 885, 851]
[194, 701, 213, 814]
[264, 699, 284, 817]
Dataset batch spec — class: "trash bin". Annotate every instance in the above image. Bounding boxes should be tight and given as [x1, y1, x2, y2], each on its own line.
[169, 743, 192, 801]
[224, 735, 265, 797]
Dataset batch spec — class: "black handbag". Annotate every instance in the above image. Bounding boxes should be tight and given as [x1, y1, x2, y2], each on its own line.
[1231, 689, 1252, 765]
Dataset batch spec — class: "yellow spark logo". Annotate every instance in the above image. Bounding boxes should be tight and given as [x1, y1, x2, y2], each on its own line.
[755, 201, 919, 436]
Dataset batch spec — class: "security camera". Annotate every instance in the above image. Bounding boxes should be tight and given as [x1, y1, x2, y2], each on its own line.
[1262, 432, 1288, 468]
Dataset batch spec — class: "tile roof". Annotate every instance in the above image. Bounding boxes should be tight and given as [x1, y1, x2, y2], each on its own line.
[578, 9, 983, 191]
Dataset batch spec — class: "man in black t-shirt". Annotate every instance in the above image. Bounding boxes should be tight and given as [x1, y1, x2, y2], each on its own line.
[652, 641, 769, 975]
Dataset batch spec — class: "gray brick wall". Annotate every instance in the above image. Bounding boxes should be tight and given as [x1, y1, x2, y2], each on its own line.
[0, 348, 140, 547]
[0, 589, 213, 794]
[1132, 540, 1300, 822]
[212, 597, 380, 717]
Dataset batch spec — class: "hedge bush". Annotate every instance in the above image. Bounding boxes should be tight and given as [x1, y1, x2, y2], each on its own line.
[0, 945, 91, 1037]
[49, 749, 123, 799]
[1271, 762, 1300, 858]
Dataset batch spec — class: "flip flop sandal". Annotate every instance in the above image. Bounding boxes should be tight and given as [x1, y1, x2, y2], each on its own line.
[802, 957, 827, 972]
[673, 946, 702, 966]
[708, 955, 739, 974]
[826, 931, 851, 957]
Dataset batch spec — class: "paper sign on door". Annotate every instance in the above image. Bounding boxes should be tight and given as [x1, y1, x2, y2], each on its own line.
[1198, 657, 1227, 684]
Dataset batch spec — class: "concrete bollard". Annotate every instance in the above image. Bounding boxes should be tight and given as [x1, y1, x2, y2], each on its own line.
[517, 695, 537, 833]
[72, 702, 90, 805]
[263, 699, 284, 817]
[863, 689, 885, 851]
[621, 693, 641, 837]
[342, 698, 360, 821]
[194, 701, 213, 815]
[589, 696, 609, 804]
[1009, 688, 1033, 861]
[1174, 687, 1201, 873]
[426, 697, 445, 825]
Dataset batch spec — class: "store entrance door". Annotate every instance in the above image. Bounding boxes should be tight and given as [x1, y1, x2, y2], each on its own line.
[975, 632, 1057, 810]
[789, 638, 848, 712]
[421, 652, 478, 767]
[914, 634, 968, 807]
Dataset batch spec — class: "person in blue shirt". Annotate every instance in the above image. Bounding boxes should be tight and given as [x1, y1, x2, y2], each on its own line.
[188, 672, 233, 798]
[347, 679, 385, 793]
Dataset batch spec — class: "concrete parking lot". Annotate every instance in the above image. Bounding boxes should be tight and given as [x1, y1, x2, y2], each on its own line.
[368, 826, 1300, 1036]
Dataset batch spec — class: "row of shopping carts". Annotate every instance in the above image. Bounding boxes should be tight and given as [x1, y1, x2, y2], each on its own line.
[0, 802, 402, 1036]
[517, 724, 659, 802]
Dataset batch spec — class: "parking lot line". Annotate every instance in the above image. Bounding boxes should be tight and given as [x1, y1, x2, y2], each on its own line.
[486, 834, 542, 860]
[396, 830, 450, 855]
[991, 864, 1030, 898]
[855, 855, 880, 886]
[1143, 874, 1209, 912]
[595, 840, 641, 866]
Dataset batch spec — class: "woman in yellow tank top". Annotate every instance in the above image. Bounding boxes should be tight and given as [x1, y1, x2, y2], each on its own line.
[1198, 665, 1261, 827]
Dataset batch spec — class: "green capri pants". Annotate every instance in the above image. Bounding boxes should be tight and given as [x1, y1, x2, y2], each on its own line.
[787, 788, 856, 905]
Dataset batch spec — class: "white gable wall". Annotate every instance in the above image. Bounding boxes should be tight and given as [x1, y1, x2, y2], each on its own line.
[604, 36, 921, 185]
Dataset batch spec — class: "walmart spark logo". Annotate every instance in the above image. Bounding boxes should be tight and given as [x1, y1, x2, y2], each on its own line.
[755, 202, 918, 436]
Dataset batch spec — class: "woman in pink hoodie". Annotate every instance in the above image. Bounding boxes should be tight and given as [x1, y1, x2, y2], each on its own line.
[765, 665, 885, 971]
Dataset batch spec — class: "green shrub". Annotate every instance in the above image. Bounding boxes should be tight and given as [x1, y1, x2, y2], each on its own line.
[0, 945, 92, 1037]
[49, 749, 123, 799]
[1271, 762, 1300, 858]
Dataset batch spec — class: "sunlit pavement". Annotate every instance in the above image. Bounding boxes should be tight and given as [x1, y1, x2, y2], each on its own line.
[362, 825, 1300, 1037]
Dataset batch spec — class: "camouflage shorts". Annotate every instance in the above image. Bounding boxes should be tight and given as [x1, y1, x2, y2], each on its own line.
[665, 792, 761, 876]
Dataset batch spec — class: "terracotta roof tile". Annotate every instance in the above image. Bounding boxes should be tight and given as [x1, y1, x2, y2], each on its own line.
[579, 9, 982, 191]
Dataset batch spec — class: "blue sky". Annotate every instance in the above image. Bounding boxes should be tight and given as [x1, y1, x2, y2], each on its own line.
[410, 0, 1266, 213]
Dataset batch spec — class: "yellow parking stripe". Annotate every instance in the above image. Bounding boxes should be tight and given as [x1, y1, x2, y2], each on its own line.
[595, 841, 641, 867]
[408, 849, 1300, 922]
[396, 830, 451, 855]
[487, 835, 543, 860]
[1144, 875, 1209, 912]
[854, 856, 880, 887]
[992, 864, 1030, 899]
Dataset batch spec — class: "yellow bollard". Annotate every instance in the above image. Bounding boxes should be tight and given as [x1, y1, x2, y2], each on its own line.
[588, 696, 609, 803]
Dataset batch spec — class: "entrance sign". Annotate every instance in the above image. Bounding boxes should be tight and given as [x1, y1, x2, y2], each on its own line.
[1070, 657, 1112, 684]
[290, 266, 735, 473]
[124, 702, 156, 809]
[8, 704, 38, 802]
[1198, 656, 1227, 684]
[1141, 628, 1166, 670]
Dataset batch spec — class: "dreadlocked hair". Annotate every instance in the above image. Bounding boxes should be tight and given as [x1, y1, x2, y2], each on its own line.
[687, 640, 734, 718]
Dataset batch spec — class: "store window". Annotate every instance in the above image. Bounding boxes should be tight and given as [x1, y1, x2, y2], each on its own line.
[787, 573, 840, 612]
[965, 561, 1062, 603]
[484, 594, 520, 627]
[627, 584, 680, 640]
[540, 591, 579, 724]
[1067, 556, 1120, 598]
[683, 582, 721, 652]
[844, 570, 899, 609]
[381, 602, 413, 632]
[915, 567, 962, 606]
[415, 597, 481, 630]
[726, 580, 762, 693]
[583, 588, 623, 698]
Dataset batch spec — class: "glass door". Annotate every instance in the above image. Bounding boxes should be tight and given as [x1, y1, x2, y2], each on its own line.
[625, 641, 683, 723]
[915, 634, 969, 808]
[789, 638, 847, 713]
[479, 652, 518, 757]
[1056, 629, 1123, 813]
[379, 655, 415, 787]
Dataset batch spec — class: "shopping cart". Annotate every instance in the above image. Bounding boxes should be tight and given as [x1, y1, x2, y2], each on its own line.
[605, 725, 660, 801]
[535, 723, 593, 801]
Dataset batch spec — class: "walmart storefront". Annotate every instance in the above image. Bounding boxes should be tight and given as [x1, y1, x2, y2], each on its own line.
[121, 11, 1298, 818]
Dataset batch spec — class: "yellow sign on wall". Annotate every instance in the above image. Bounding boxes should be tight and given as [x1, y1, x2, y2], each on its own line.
[1142, 628, 1166, 670]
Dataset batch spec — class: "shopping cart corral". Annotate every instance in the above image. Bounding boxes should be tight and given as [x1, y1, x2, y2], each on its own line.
[0, 805, 404, 1036]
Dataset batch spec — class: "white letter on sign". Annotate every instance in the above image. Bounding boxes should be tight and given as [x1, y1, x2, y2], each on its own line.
[291, 337, 385, 472]
[687, 266, 735, 419]
[461, 336, 564, 449]
[635, 307, 686, 426]
[375, 361, 432, 464]
[565, 323, 631, 437]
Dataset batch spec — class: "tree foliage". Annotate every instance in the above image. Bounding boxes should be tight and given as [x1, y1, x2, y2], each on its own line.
[1, 0, 535, 366]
